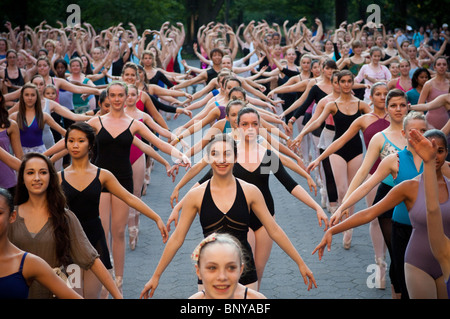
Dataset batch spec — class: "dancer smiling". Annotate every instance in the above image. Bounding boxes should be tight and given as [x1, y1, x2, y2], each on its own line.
[140, 133, 317, 298]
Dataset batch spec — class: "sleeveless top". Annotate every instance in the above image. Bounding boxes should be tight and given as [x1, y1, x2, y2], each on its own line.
[405, 175, 450, 279]
[19, 116, 44, 148]
[91, 64, 107, 86]
[61, 168, 102, 223]
[363, 113, 390, 174]
[0, 129, 17, 188]
[379, 132, 402, 186]
[406, 88, 420, 105]
[58, 88, 74, 111]
[392, 147, 423, 225]
[0, 252, 29, 299]
[72, 78, 91, 113]
[136, 91, 145, 112]
[200, 179, 250, 241]
[94, 117, 134, 192]
[206, 68, 218, 84]
[348, 59, 365, 76]
[199, 178, 257, 284]
[42, 98, 55, 149]
[129, 118, 144, 165]
[425, 86, 449, 130]
[214, 101, 226, 120]
[61, 168, 112, 269]
[395, 78, 409, 92]
[223, 120, 232, 133]
[4, 67, 25, 93]
[332, 101, 363, 160]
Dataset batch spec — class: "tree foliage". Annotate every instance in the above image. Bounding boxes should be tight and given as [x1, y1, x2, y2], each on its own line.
[1, 0, 449, 35]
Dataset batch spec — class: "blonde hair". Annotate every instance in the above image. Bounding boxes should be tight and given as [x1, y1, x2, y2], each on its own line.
[192, 233, 244, 266]
[403, 110, 427, 129]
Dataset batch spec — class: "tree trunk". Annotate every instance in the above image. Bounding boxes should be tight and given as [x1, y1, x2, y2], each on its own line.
[335, 0, 348, 28]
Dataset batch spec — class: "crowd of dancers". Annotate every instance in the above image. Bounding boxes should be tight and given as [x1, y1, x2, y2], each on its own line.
[0, 17, 449, 300]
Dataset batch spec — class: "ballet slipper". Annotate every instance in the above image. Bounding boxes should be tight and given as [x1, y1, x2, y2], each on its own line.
[320, 187, 328, 208]
[375, 256, 387, 289]
[343, 229, 353, 250]
[129, 226, 139, 251]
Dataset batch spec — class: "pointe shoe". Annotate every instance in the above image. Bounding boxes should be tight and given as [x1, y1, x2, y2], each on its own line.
[320, 187, 327, 208]
[375, 257, 387, 289]
[129, 226, 139, 251]
[343, 229, 353, 250]
[141, 182, 147, 196]
[144, 167, 151, 185]
[328, 205, 338, 215]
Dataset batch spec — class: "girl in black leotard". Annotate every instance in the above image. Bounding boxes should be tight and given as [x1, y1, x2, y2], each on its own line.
[44, 82, 189, 293]
[59, 122, 170, 298]
[167, 107, 327, 290]
[139, 134, 317, 299]
[293, 70, 371, 249]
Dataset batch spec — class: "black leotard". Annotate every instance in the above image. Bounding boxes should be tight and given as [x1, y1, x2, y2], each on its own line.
[292, 84, 328, 137]
[278, 69, 299, 123]
[94, 117, 134, 193]
[148, 70, 174, 88]
[206, 68, 219, 84]
[4, 67, 25, 93]
[61, 168, 112, 269]
[199, 178, 258, 285]
[199, 150, 298, 231]
[332, 101, 363, 162]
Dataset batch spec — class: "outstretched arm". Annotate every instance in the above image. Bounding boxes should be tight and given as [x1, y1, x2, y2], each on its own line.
[312, 181, 410, 260]
[409, 129, 450, 279]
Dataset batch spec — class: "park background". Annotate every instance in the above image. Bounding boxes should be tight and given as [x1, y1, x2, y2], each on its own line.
[2, 0, 450, 55]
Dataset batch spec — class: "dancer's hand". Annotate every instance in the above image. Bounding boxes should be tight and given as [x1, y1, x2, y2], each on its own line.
[170, 187, 179, 208]
[166, 205, 180, 232]
[408, 129, 437, 163]
[166, 164, 178, 182]
[290, 134, 303, 150]
[311, 229, 333, 260]
[330, 207, 348, 226]
[306, 159, 320, 174]
[156, 218, 169, 244]
[316, 207, 329, 231]
[298, 262, 317, 291]
[140, 276, 159, 299]
[306, 175, 317, 196]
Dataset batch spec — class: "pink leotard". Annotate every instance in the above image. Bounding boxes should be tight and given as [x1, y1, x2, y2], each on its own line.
[425, 86, 449, 130]
[129, 118, 144, 165]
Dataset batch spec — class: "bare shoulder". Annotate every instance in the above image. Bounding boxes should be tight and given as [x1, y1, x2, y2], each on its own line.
[188, 291, 204, 299]
[246, 288, 267, 299]
[237, 178, 260, 198]
[185, 182, 208, 208]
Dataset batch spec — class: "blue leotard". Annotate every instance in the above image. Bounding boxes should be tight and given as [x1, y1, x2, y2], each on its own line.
[392, 147, 423, 226]
[0, 252, 29, 299]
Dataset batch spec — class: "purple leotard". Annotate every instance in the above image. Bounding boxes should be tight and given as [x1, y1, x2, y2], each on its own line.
[405, 175, 450, 280]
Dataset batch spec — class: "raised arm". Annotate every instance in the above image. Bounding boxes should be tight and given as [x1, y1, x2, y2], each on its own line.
[408, 129, 450, 279]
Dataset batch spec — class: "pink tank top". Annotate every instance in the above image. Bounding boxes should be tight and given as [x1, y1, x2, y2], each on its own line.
[426, 86, 449, 129]
[129, 118, 144, 165]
